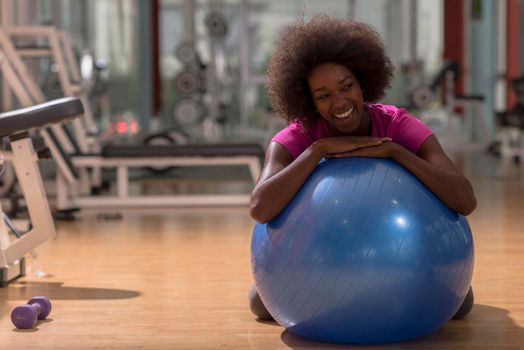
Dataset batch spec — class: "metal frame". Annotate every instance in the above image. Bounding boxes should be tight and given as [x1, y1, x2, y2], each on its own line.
[443, 70, 489, 143]
[2, 25, 97, 153]
[0, 28, 82, 154]
[0, 135, 56, 286]
[46, 139, 261, 209]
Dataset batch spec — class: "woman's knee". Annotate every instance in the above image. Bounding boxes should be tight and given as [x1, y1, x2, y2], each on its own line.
[248, 284, 274, 320]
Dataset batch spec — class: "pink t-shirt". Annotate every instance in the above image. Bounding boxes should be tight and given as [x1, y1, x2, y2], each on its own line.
[272, 104, 433, 159]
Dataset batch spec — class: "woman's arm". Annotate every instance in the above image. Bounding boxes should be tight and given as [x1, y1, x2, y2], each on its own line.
[250, 137, 390, 223]
[334, 135, 477, 215]
[398, 136, 477, 215]
[249, 142, 323, 223]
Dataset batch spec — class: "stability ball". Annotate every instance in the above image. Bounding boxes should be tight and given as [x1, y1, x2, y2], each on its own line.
[251, 157, 474, 344]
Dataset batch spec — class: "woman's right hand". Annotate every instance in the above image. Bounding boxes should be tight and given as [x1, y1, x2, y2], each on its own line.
[313, 136, 392, 158]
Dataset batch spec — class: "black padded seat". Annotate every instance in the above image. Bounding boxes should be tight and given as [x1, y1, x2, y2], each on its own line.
[0, 97, 83, 138]
[15, 44, 51, 49]
[100, 143, 264, 158]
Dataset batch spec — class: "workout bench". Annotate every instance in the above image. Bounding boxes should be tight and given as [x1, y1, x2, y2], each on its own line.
[36, 100, 263, 210]
[48, 133, 263, 210]
[0, 97, 82, 286]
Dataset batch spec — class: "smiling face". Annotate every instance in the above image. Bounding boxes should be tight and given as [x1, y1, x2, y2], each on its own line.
[308, 62, 370, 135]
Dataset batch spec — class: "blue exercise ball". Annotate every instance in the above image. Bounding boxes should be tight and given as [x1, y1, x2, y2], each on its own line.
[251, 157, 474, 344]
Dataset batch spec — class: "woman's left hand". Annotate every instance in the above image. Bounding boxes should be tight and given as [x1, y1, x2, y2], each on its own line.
[329, 141, 399, 159]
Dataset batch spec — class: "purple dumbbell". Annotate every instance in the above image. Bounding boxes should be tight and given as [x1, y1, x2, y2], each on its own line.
[11, 296, 52, 329]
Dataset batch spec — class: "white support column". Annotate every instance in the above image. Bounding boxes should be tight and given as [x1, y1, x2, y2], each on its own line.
[0, 50, 34, 106]
[117, 166, 129, 198]
[1, 0, 14, 111]
[4, 136, 55, 265]
[347, 0, 356, 19]
[59, 31, 81, 83]
[0, 205, 11, 267]
[0, 28, 46, 104]
[56, 171, 70, 211]
[239, 0, 249, 131]
[39, 128, 76, 184]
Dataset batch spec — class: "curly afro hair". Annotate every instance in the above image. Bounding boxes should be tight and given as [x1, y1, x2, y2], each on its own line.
[266, 15, 394, 128]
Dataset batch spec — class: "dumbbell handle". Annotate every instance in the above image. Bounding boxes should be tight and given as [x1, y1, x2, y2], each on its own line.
[31, 302, 43, 315]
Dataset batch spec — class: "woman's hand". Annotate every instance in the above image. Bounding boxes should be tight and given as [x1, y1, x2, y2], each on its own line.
[328, 140, 398, 159]
[316, 136, 392, 158]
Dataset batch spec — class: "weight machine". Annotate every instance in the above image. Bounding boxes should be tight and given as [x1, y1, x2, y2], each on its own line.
[0, 97, 82, 286]
[407, 60, 489, 145]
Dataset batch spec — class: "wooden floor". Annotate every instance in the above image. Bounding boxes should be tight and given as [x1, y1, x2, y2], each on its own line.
[1, 151, 524, 349]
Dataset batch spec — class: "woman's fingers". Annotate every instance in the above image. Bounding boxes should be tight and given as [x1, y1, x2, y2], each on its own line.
[332, 141, 393, 159]
[344, 136, 391, 142]
[350, 137, 391, 148]
[323, 136, 392, 156]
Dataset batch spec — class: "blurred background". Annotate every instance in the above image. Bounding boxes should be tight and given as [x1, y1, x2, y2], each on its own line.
[2, 0, 522, 153]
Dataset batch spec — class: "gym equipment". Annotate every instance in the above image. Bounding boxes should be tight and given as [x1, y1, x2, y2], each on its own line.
[0, 161, 16, 197]
[251, 157, 474, 344]
[142, 131, 189, 174]
[205, 11, 228, 38]
[11, 296, 52, 329]
[0, 97, 83, 286]
[172, 70, 205, 95]
[41, 62, 62, 98]
[407, 60, 488, 142]
[175, 41, 200, 66]
[408, 60, 460, 111]
[0, 24, 263, 211]
[173, 40, 207, 137]
[171, 97, 206, 128]
[0, 27, 93, 155]
[492, 75, 524, 161]
[49, 139, 262, 209]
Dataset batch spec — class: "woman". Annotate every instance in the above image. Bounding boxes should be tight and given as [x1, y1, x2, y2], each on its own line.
[249, 15, 476, 321]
